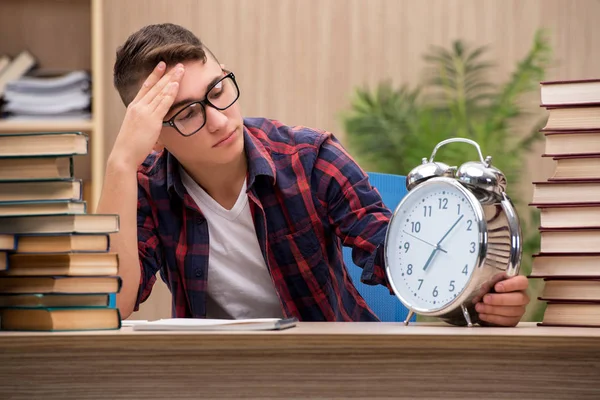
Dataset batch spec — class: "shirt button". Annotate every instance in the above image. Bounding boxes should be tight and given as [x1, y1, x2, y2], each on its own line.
[195, 269, 203, 278]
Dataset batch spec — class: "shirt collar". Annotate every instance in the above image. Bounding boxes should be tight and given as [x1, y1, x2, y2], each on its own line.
[243, 125, 277, 188]
[166, 151, 186, 199]
[166, 123, 277, 198]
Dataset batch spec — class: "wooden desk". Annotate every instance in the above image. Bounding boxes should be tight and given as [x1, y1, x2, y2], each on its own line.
[0, 322, 599, 399]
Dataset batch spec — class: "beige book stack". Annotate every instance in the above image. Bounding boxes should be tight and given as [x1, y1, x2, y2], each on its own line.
[530, 79, 600, 327]
[0, 131, 121, 331]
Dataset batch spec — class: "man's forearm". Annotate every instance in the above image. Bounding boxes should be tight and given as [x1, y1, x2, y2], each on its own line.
[96, 157, 141, 319]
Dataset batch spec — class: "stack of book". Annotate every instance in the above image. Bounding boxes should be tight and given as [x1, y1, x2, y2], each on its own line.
[530, 78, 600, 327]
[0, 131, 121, 331]
[2, 70, 91, 121]
[0, 50, 91, 121]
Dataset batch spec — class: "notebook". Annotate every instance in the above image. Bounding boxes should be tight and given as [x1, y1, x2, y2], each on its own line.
[131, 317, 298, 331]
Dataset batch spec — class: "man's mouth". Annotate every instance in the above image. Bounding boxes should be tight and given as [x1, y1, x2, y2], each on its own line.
[213, 129, 236, 147]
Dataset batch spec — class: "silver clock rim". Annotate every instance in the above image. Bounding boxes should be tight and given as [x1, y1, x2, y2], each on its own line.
[384, 177, 488, 316]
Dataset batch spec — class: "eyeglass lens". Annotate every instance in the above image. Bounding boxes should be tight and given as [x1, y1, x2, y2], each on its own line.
[172, 75, 239, 136]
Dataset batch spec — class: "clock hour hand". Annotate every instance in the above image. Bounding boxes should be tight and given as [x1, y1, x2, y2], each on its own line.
[402, 231, 448, 253]
[422, 248, 439, 271]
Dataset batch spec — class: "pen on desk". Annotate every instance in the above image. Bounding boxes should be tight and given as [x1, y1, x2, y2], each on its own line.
[274, 317, 299, 330]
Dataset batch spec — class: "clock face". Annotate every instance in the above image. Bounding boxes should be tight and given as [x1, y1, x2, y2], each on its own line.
[385, 179, 483, 313]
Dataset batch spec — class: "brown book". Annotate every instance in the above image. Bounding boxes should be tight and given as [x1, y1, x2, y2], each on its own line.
[540, 79, 600, 107]
[542, 106, 600, 131]
[0, 132, 87, 157]
[2, 253, 118, 276]
[15, 234, 109, 253]
[0, 179, 81, 202]
[0, 307, 121, 331]
[532, 203, 600, 229]
[0, 157, 72, 181]
[539, 278, 600, 302]
[539, 301, 600, 327]
[543, 130, 600, 157]
[0, 200, 85, 217]
[539, 203, 600, 228]
[0, 50, 36, 94]
[0, 214, 119, 235]
[0, 293, 110, 308]
[0, 252, 6, 271]
[532, 180, 600, 204]
[530, 253, 600, 278]
[0, 235, 15, 250]
[539, 227, 600, 253]
[0, 55, 10, 74]
[0, 276, 122, 294]
[547, 154, 600, 181]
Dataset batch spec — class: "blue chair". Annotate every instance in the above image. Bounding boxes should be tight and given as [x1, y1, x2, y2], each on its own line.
[342, 172, 415, 322]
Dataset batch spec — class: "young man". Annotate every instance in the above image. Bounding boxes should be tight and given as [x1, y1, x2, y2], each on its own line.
[97, 23, 529, 325]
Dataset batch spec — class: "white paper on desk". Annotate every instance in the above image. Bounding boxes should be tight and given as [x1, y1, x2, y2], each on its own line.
[132, 317, 292, 331]
[121, 320, 149, 327]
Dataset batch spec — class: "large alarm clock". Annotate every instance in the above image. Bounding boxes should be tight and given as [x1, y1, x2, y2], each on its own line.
[384, 138, 522, 327]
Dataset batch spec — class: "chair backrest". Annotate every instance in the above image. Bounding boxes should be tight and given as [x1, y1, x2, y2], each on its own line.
[342, 171, 414, 322]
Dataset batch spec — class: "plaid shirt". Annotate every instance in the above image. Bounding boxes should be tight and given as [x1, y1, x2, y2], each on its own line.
[136, 117, 392, 321]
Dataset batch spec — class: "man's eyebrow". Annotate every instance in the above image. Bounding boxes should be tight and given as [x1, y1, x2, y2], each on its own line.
[165, 74, 224, 117]
[166, 97, 197, 117]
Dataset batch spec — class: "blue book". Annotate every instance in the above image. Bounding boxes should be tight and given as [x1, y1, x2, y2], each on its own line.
[0, 131, 88, 158]
[0, 293, 111, 308]
[0, 307, 121, 331]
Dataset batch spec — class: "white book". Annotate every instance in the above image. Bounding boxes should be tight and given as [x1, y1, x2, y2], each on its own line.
[4, 96, 90, 114]
[5, 70, 89, 92]
[131, 317, 298, 331]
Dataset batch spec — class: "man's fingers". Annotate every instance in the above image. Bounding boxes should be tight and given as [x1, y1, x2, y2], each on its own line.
[478, 313, 520, 327]
[483, 291, 529, 307]
[131, 61, 166, 104]
[494, 275, 528, 293]
[476, 303, 526, 317]
[140, 63, 184, 106]
[152, 82, 179, 116]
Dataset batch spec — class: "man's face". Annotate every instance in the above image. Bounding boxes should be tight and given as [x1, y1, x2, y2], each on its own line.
[158, 58, 244, 167]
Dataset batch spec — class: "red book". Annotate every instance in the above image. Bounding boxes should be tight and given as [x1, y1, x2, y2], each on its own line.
[530, 252, 600, 278]
[543, 130, 600, 157]
[540, 78, 600, 107]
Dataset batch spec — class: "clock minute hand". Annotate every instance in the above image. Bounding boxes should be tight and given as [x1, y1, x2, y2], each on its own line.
[436, 214, 464, 247]
[402, 231, 448, 253]
[423, 216, 463, 272]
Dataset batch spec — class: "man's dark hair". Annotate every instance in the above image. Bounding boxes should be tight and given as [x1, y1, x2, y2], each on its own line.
[113, 23, 218, 105]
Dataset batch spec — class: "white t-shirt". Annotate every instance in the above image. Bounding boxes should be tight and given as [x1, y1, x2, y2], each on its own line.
[180, 167, 284, 319]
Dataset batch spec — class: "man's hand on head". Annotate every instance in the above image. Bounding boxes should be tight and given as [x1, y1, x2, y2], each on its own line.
[109, 61, 184, 170]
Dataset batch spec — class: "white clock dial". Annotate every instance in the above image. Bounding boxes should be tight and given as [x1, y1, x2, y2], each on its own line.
[385, 179, 483, 313]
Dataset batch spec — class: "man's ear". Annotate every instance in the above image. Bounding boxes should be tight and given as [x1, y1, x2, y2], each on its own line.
[220, 63, 226, 70]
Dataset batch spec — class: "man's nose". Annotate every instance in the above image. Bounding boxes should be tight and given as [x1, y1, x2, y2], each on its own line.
[204, 105, 228, 133]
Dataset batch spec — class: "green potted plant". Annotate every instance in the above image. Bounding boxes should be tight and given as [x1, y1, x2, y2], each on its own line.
[342, 29, 552, 321]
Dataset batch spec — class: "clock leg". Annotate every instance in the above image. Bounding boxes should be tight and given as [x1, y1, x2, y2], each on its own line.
[460, 304, 474, 327]
[403, 310, 415, 325]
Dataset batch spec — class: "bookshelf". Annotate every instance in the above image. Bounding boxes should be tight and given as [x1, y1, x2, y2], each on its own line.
[0, 0, 104, 212]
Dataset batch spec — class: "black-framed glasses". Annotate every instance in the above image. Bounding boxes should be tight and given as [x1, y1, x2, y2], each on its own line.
[162, 72, 240, 137]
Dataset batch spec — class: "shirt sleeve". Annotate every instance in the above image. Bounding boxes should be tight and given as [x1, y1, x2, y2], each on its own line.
[312, 134, 393, 289]
[135, 179, 164, 311]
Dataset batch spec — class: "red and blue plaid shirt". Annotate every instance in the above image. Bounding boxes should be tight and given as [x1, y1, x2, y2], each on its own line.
[136, 117, 392, 321]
